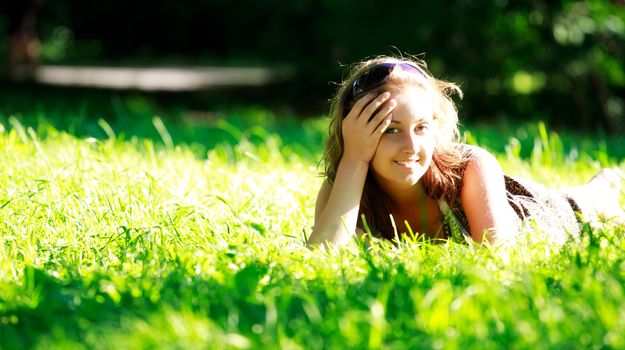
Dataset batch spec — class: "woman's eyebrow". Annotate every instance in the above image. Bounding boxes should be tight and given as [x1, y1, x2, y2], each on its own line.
[389, 118, 428, 125]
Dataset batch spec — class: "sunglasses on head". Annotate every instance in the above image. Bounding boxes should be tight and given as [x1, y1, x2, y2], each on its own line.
[343, 62, 426, 113]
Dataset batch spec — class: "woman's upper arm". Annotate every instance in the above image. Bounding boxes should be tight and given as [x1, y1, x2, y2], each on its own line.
[314, 180, 332, 223]
[460, 148, 518, 244]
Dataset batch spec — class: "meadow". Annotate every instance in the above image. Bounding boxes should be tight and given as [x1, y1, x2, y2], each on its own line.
[1, 93, 625, 349]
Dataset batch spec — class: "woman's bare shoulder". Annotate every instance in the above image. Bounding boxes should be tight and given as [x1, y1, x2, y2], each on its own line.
[463, 145, 500, 168]
[461, 145, 506, 198]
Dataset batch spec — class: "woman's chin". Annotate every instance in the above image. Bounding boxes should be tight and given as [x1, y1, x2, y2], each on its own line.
[378, 174, 423, 190]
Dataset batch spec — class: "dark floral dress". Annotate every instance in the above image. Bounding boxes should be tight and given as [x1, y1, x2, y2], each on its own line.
[439, 147, 583, 244]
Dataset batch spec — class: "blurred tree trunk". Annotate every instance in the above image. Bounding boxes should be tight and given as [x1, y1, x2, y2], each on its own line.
[7, 0, 43, 80]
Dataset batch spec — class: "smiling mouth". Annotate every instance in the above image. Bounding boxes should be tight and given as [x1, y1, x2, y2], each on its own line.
[394, 159, 420, 167]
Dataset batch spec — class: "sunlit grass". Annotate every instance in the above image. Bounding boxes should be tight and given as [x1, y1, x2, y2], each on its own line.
[1, 106, 625, 349]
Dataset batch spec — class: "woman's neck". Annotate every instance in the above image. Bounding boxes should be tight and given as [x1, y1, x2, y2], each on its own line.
[385, 181, 430, 209]
[383, 181, 443, 238]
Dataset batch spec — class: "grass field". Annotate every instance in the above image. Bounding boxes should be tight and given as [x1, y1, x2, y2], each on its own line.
[1, 97, 625, 349]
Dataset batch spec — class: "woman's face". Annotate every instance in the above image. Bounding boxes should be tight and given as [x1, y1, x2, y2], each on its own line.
[370, 86, 436, 192]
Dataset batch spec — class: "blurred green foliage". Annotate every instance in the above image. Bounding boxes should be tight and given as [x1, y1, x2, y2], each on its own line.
[1, 0, 624, 131]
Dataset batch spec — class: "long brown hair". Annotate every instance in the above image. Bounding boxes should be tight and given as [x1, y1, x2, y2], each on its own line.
[321, 55, 468, 239]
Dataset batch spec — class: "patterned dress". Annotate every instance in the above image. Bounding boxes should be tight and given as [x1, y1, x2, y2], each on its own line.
[439, 150, 584, 244]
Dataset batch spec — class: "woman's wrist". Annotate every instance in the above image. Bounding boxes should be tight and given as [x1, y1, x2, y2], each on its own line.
[338, 154, 371, 171]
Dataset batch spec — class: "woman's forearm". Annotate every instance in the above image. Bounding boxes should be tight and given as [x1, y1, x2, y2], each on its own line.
[308, 158, 369, 246]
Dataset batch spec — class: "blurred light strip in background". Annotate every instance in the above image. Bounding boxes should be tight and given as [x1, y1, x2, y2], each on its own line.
[33, 66, 279, 91]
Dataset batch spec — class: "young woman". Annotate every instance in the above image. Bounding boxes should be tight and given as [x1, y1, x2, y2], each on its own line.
[309, 55, 624, 247]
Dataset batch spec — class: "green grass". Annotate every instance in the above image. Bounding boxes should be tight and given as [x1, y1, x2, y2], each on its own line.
[1, 100, 625, 349]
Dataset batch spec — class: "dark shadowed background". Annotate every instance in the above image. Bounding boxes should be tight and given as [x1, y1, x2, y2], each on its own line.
[1, 0, 624, 132]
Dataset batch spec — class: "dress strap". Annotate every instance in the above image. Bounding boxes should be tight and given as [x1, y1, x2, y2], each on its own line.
[437, 199, 472, 243]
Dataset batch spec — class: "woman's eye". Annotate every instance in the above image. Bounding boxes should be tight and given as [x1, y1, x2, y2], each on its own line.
[384, 128, 399, 134]
[416, 124, 429, 132]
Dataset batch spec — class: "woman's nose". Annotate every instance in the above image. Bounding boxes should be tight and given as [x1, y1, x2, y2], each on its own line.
[401, 132, 420, 153]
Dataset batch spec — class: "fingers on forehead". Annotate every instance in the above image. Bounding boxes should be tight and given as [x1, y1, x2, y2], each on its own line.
[346, 92, 376, 114]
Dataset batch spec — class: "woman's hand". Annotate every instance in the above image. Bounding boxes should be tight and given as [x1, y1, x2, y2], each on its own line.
[342, 91, 396, 164]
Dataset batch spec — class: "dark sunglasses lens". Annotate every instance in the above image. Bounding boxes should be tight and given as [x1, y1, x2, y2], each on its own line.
[343, 63, 421, 115]
[353, 64, 394, 96]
